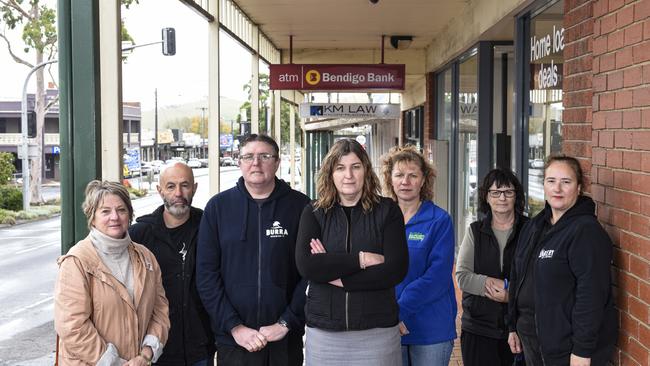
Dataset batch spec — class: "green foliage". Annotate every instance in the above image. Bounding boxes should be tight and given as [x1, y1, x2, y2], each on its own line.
[0, 152, 16, 185]
[239, 74, 300, 145]
[127, 187, 147, 198]
[0, 205, 60, 225]
[0, 185, 22, 211]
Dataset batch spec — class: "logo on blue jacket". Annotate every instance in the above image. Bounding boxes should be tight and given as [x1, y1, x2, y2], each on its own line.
[266, 221, 288, 238]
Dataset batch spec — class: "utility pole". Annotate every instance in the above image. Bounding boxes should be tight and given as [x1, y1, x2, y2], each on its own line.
[197, 107, 207, 158]
[154, 88, 158, 160]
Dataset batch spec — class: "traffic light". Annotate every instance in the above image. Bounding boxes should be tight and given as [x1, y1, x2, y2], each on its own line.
[162, 28, 175, 56]
[27, 111, 36, 138]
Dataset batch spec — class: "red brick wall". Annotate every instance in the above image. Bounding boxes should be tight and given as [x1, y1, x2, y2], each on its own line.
[565, 0, 650, 364]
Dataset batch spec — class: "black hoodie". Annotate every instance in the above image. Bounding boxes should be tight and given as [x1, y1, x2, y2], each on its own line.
[129, 206, 215, 366]
[196, 177, 310, 348]
[507, 196, 617, 364]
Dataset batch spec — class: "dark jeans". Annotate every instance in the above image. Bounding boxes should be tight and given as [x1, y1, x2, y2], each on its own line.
[216, 334, 303, 366]
[460, 331, 513, 366]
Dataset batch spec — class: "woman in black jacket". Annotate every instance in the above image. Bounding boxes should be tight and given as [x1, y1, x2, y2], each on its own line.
[295, 139, 409, 366]
[507, 155, 617, 366]
[456, 168, 528, 366]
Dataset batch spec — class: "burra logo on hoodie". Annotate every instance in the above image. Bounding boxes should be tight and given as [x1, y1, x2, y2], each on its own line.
[266, 221, 288, 238]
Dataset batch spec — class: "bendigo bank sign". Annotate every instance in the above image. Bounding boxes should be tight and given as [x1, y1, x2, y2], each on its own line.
[270, 64, 405, 90]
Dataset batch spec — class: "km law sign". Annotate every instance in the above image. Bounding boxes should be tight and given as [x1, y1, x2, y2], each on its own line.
[270, 64, 405, 90]
[300, 103, 401, 118]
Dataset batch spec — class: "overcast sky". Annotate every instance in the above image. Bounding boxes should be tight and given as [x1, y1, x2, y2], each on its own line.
[0, 0, 254, 109]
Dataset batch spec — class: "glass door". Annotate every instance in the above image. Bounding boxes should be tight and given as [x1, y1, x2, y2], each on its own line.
[456, 55, 479, 243]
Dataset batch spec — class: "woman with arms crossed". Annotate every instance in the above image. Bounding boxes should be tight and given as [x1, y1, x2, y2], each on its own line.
[296, 139, 409, 366]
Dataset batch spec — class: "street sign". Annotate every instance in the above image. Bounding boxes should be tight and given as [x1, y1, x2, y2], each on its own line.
[52, 146, 60, 155]
[270, 64, 405, 90]
[299, 103, 401, 118]
[124, 148, 140, 172]
[17, 144, 40, 159]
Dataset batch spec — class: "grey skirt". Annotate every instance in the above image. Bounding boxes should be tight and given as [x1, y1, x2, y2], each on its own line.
[305, 326, 402, 366]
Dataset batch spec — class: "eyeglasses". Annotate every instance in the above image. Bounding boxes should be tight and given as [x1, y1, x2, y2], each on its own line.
[488, 189, 516, 198]
[240, 153, 278, 164]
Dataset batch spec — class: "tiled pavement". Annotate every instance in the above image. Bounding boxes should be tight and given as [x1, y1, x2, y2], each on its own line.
[450, 276, 464, 366]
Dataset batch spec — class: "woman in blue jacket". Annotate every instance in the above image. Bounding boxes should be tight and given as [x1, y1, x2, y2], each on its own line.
[381, 145, 457, 366]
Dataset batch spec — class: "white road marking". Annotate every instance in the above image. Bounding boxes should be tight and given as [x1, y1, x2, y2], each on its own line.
[10, 296, 54, 315]
[14, 241, 58, 255]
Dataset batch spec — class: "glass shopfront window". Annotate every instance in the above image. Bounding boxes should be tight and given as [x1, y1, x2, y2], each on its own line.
[526, 0, 564, 214]
[457, 55, 479, 242]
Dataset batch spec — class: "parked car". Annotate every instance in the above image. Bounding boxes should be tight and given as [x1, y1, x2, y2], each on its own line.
[150, 160, 165, 173]
[529, 158, 544, 169]
[165, 157, 186, 165]
[198, 158, 208, 168]
[220, 157, 235, 166]
[187, 158, 202, 169]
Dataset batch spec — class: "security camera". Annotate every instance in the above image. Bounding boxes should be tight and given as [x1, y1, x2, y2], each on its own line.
[369, 0, 379, 4]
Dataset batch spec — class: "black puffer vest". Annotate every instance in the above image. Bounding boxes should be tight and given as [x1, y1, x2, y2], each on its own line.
[306, 198, 399, 331]
[461, 214, 528, 339]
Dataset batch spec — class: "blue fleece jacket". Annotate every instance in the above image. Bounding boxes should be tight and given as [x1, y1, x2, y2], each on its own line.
[396, 200, 457, 345]
[195, 177, 310, 347]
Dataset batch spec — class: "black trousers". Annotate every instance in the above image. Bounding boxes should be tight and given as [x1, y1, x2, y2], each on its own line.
[215, 333, 303, 366]
[518, 330, 614, 366]
[460, 331, 514, 366]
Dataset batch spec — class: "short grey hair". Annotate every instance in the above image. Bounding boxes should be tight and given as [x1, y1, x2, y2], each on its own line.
[82, 180, 134, 229]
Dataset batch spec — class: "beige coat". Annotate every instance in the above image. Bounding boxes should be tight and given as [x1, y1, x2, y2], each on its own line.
[54, 236, 170, 365]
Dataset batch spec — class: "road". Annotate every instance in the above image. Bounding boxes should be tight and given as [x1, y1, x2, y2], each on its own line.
[0, 167, 240, 366]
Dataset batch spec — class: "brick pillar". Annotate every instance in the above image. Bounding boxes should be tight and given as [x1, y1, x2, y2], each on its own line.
[566, 0, 650, 364]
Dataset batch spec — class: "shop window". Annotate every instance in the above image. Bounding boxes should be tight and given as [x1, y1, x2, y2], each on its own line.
[525, 0, 564, 215]
[404, 106, 424, 149]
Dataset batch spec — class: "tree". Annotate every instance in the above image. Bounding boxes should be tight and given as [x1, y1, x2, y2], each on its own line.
[0, 152, 16, 185]
[1, 0, 57, 204]
[240, 73, 270, 132]
[0, 0, 137, 204]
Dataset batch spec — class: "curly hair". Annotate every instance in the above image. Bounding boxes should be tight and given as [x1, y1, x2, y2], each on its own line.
[82, 180, 134, 230]
[477, 168, 525, 215]
[380, 145, 436, 202]
[314, 139, 381, 213]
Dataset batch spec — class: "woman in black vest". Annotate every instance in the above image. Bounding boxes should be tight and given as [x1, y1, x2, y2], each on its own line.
[455, 168, 527, 366]
[295, 139, 409, 365]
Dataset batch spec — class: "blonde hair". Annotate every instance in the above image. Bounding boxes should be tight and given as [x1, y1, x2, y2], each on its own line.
[314, 139, 381, 213]
[82, 180, 133, 229]
[380, 145, 436, 202]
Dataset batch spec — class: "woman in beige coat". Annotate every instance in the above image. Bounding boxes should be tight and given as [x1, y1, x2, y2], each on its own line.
[54, 181, 170, 365]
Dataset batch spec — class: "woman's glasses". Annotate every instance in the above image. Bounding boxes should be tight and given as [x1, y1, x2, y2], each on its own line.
[488, 189, 516, 198]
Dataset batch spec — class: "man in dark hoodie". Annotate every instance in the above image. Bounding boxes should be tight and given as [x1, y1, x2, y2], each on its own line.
[129, 162, 215, 365]
[196, 134, 310, 366]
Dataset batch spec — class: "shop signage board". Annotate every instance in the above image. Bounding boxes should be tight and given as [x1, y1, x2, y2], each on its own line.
[299, 103, 401, 118]
[270, 64, 405, 90]
[530, 25, 564, 90]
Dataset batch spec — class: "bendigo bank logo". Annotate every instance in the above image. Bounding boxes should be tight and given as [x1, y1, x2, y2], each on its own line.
[305, 70, 321, 86]
[266, 221, 288, 238]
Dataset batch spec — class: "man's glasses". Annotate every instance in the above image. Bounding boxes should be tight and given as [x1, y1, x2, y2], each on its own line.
[488, 189, 516, 198]
[240, 153, 278, 164]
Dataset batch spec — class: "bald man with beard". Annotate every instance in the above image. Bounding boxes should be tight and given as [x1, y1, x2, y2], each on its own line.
[130, 162, 215, 365]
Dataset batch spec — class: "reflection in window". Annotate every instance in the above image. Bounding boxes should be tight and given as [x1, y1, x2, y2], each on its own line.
[457, 54, 478, 243]
[527, 0, 564, 215]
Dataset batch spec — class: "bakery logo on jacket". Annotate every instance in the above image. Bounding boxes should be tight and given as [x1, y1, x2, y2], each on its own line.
[408, 232, 425, 241]
[538, 249, 555, 259]
[266, 221, 288, 238]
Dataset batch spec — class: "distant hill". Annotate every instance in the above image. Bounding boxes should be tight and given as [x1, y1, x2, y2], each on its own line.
[140, 96, 245, 130]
